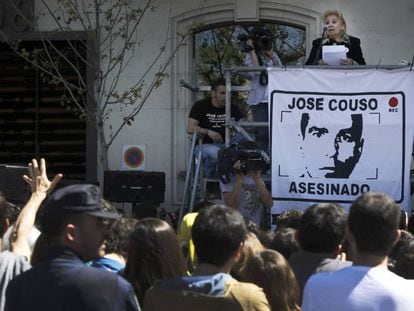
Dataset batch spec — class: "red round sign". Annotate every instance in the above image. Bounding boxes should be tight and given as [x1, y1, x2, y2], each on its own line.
[124, 147, 144, 168]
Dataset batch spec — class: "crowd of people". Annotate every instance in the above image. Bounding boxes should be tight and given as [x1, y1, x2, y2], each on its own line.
[1, 8, 413, 311]
[0, 158, 413, 310]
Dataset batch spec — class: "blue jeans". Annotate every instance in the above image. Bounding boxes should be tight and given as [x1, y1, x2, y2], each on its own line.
[195, 143, 223, 178]
[251, 102, 269, 152]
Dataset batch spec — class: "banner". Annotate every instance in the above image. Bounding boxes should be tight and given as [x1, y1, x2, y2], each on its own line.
[269, 68, 414, 213]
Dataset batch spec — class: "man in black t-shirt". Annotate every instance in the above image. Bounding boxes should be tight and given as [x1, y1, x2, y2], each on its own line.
[187, 78, 243, 177]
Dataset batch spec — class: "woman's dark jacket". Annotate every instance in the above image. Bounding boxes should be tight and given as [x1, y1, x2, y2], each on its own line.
[306, 35, 366, 65]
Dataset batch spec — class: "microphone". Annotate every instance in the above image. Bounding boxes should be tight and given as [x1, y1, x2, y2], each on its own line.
[322, 26, 328, 38]
[311, 26, 328, 65]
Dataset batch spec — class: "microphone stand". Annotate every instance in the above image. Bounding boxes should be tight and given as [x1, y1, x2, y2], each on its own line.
[312, 28, 327, 65]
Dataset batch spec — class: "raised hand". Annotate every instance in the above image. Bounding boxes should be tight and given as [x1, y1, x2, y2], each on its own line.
[23, 158, 63, 195]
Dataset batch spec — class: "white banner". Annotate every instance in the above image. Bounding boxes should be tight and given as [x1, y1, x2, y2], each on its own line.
[269, 68, 414, 213]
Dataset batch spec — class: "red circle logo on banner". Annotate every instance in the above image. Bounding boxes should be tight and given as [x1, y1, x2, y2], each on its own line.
[388, 97, 398, 108]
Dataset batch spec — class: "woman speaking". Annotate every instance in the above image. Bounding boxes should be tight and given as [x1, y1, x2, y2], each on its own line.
[306, 10, 366, 65]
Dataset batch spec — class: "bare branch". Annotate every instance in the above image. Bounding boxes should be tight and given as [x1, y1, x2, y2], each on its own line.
[102, 0, 153, 81]
[38, 39, 87, 116]
[2, 0, 206, 169]
[39, 0, 96, 72]
[107, 32, 189, 146]
[102, 0, 155, 112]
[107, 0, 208, 147]
[0, 36, 85, 96]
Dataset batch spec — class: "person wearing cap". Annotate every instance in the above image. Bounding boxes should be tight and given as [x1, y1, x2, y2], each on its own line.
[5, 184, 140, 311]
[0, 158, 61, 311]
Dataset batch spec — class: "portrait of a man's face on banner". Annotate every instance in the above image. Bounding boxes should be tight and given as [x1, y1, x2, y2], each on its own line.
[299, 112, 364, 179]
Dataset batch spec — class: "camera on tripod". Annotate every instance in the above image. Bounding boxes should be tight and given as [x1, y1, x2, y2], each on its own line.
[238, 26, 274, 53]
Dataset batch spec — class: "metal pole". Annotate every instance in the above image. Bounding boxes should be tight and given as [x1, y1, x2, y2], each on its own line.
[225, 71, 232, 145]
[178, 133, 197, 225]
[190, 138, 203, 213]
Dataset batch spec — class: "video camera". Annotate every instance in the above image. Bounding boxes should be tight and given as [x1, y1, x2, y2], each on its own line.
[237, 149, 264, 173]
[238, 26, 274, 53]
[217, 143, 267, 184]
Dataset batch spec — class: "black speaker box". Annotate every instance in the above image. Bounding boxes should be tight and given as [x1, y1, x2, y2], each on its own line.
[103, 170, 165, 203]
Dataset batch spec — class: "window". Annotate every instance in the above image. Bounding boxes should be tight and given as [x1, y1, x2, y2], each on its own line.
[0, 41, 87, 179]
[194, 22, 306, 86]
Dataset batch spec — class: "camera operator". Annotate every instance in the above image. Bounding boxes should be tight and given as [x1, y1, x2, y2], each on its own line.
[220, 141, 273, 229]
[244, 25, 282, 152]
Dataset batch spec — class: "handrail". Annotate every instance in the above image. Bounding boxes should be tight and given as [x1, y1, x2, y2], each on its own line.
[178, 132, 203, 226]
[226, 65, 410, 72]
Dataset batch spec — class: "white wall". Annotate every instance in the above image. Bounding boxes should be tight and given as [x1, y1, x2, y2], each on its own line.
[37, 0, 414, 209]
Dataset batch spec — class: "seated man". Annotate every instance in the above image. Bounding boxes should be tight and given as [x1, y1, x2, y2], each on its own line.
[187, 78, 244, 177]
[221, 141, 273, 229]
[144, 204, 270, 311]
[302, 192, 414, 311]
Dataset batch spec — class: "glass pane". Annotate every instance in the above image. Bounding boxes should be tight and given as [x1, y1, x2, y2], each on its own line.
[193, 22, 306, 87]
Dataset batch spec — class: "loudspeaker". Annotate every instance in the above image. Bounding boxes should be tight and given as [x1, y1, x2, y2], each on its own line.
[0, 164, 30, 204]
[103, 170, 165, 203]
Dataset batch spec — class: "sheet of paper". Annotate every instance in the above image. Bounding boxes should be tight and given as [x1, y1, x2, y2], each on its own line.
[322, 45, 349, 65]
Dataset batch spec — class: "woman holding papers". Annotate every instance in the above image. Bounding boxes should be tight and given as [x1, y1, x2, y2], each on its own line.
[306, 10, 366, 65]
